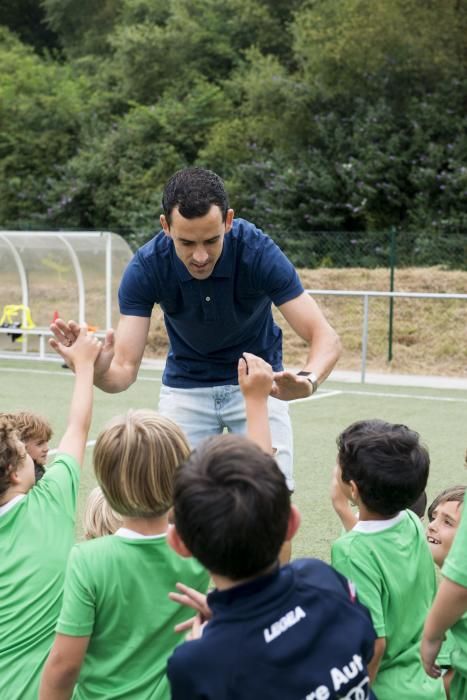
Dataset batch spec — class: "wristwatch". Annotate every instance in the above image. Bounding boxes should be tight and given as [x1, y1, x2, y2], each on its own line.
[297, 371, 319, 395]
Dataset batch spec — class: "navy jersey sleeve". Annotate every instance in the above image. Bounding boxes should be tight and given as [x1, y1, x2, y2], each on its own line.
[118, 249, 160, 316]
[252, 235, 304, 307]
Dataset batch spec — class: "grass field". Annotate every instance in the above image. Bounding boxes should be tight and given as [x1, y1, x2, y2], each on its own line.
[1, 359, 466, 562]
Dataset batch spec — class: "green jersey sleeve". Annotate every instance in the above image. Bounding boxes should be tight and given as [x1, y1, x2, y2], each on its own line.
[31, 453, 80, 520]
[332, 537, 386, 637]
[56, 545, 95, 637]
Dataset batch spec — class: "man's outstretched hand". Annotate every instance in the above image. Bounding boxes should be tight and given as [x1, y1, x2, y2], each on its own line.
[271, 370, 314, 401]
[50, 318, 115, 376]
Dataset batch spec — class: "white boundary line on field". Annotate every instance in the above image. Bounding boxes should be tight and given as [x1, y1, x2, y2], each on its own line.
[342, 389, 467, 403]
[289, 390, 342, 404]
[2, 366, 467, 402]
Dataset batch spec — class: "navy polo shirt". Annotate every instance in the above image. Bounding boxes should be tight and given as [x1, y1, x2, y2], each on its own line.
[167, 559, 377, 700]
[118, 218, 304, 388]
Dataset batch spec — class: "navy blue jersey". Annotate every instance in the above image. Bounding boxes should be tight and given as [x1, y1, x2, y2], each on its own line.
[168, 559, 377, 700]
[118, 219, 303, 388]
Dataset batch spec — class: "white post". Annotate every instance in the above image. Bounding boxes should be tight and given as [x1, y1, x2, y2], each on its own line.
[361, 294, 369, 384]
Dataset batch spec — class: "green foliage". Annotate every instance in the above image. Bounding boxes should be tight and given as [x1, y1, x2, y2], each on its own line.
[0, 28, 91, 227]
[0, 0, 466, 270]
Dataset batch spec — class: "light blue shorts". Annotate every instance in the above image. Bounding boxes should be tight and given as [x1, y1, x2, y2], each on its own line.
[158, 384, 294, 490]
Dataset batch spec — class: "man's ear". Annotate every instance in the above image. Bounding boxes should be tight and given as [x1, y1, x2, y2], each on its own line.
[285, 504, 301, 542]
[224, 208, 234, 232]
[160, 214, 170, 236]
[167, 524, 193, 558]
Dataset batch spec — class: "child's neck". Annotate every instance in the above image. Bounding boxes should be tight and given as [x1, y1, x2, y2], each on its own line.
[212, 561, 278, 592]
[358, 503, 400, 521]
[0, 486, 29, 507]
[121, 513, 169, 536]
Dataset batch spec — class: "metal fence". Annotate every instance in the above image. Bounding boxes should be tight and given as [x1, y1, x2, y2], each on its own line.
[306, 289, 467, 382]
[275, 229, 467, 271]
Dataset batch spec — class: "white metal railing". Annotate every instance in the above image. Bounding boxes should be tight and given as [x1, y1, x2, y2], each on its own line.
[305, 289, 467, 383]
[1, 289, 466, 380]
[0, 327, 107, 361]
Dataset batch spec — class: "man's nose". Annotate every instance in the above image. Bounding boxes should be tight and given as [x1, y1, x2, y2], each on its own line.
[193, 247, 209, 264]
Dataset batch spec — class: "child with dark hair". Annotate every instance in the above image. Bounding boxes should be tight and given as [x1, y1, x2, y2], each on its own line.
[0, 327, 102, 700]
[6, 410, 52, 481]
[331, 419, 446, 700]
[166, 357, 377, 700]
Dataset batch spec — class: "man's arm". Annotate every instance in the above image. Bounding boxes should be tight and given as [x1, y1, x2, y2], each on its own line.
[421, 577, 467, 678]
[272, 292, 341, 401]
[51, 315, 150, 394]
[39, 634, 89, 700]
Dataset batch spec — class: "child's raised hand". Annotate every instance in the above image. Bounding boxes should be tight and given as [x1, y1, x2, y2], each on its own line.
[50, 325, 102, 371]
[238, 352, 273, 400]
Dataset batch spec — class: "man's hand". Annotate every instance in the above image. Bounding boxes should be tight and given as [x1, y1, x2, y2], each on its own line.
[421, 635, 443, 678]
[51, 324, 102, 370]
[238, 352, 273, 400]
[50, 318, 115, 376]
[270, 370, 313, 401]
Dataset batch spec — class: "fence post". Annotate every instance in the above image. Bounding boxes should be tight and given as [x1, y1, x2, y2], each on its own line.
[388, 227, 396, 362]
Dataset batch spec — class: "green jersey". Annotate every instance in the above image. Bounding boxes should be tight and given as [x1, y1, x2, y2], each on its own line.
[0, 454, 80, 700]
[332, 510, 446, 700]
[57, 530, 210, 699]
[442, 503, 467, 699]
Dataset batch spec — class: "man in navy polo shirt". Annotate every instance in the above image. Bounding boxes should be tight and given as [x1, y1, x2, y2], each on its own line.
[51, 167, 340, 492]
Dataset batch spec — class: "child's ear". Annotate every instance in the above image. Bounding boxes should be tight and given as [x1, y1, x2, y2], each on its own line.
[349, 480, 359, 504]
[167, 524, 193, 558]
[285, 504, 301, 542]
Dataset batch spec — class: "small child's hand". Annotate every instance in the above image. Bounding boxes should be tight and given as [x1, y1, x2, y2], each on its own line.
[238, 352, 273, 400]
[50, 325, 102, 371]
[169, 582, 212, 634]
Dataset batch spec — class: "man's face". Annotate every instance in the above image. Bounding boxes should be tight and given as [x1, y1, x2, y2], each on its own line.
[161, 205, 234, 280]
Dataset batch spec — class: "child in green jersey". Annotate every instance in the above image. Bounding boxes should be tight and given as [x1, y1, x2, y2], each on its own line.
[40, 410, 210, 700]
[331, 419, 446, 700]
[0, 326, 102, 700]
[423, 483, 467, 700]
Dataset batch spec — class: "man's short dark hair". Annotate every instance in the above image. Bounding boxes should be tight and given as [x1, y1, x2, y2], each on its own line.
[337, 419, 429, 516]
[162, 167, 229, 226]
[173, 434, 290, 580]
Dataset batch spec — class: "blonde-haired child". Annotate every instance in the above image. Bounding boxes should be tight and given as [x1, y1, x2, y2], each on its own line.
[5, 410, 53, 481]
[0, 327, 102, 700]
[40, 410, 210, 700]
[83, 486, 122, 539]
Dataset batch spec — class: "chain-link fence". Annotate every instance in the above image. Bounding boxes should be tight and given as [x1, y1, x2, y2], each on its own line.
[272, 229, 466, 271]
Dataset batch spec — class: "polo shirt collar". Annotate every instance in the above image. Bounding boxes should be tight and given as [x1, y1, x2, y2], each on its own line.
[171, 231, 234, 283]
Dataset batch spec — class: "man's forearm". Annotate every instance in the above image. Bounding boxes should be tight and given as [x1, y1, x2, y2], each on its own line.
[302, 327, 341, 384]
[93, 361, 137, 394]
